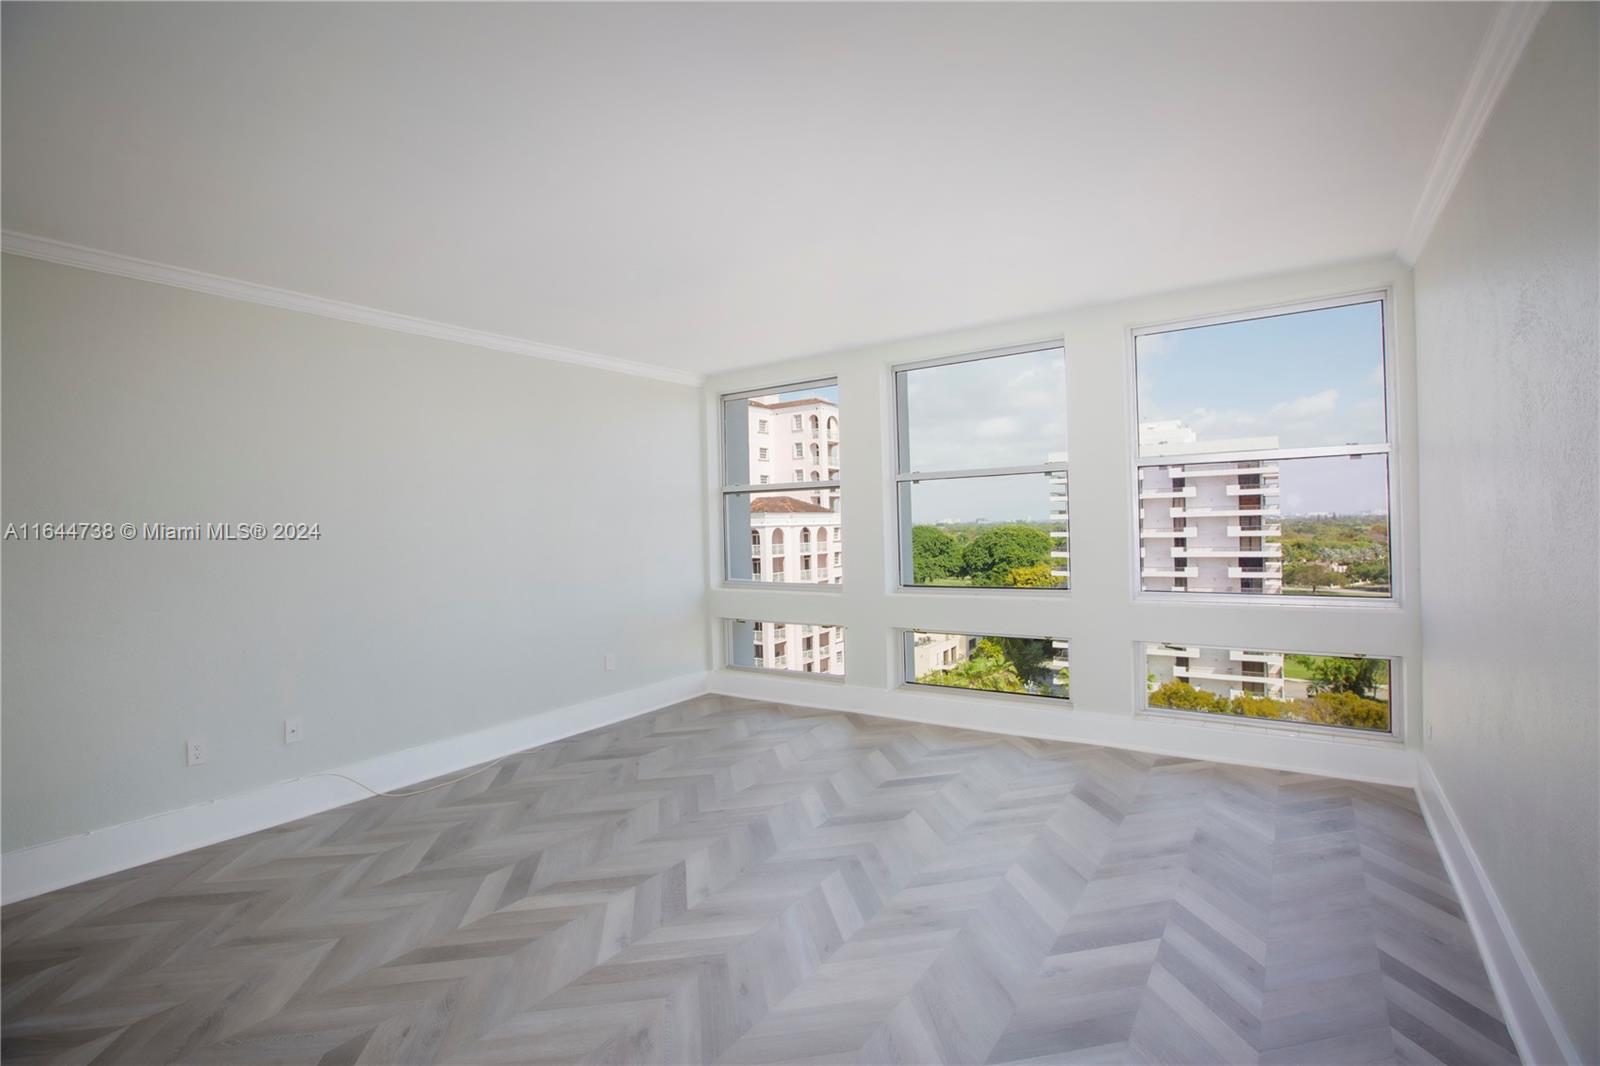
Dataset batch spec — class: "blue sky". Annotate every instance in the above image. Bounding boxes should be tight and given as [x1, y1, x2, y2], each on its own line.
[1137, 300, 1388, 450]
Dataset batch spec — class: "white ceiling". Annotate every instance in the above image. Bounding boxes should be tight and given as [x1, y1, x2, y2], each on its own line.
[3, 3, 1493, 378]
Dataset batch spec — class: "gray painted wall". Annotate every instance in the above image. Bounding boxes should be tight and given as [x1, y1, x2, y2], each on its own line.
[2, 255, 708, 850]
[1414, 5, 1599, 1060]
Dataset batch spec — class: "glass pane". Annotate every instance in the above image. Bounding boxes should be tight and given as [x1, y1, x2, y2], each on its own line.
[906, 632, 1068, 699]
[722, 382, 839, 486]
[898, 347, 1066, 472]
[729, 619, 845, 677]
[1145, 644, 1392, 733]
[900, 473, 1068, 589]
[726, 492, 842, 585]
[1136, 300, 1386, 457]
[1138, 454, 1388, 597]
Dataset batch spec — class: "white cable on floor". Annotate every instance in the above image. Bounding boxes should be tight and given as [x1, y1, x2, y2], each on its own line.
[309, 753, 516, 798]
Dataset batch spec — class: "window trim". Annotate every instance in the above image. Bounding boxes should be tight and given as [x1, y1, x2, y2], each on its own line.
[891, 340, 1070, 592]
[1124, 289, 1402, 608]
[719, 378, 842, 589]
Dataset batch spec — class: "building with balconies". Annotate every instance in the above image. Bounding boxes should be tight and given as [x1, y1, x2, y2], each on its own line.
[1147, 643, 1286, 701]
[1137, 422, 1283, 594]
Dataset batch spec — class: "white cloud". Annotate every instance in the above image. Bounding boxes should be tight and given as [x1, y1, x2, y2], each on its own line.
[1269, 389, 1339, 420]
[974, 416, 1021, 439]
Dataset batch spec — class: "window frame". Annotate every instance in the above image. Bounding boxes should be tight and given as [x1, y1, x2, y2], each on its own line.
[1134, 641, 1403, 742]
[719, 377, 842, 591]
[891, 340, 1071, 593]
[1125, 289, 1403, 609]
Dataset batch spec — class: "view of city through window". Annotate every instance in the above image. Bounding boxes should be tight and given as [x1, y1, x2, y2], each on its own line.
[899, 346, 1070, 590]
[722, 301, 1394, 714]
[721, 382, 844, 675]
[1145, 644, 1392, 733]
[906, 632, 1068, 699]
[1135, 299, 1393, 598]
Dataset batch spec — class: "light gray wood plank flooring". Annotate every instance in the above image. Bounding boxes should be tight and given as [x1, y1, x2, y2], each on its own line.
[1, 696, 1517, 1065]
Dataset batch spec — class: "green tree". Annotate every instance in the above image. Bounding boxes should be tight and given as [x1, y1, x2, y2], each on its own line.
[1002, 563, 1057, 588]
[918, 639, 1025, 693]
[995, 636, 1050, 684]
[1346, 557, 1390, 585]
[962, 525, 1051, 586]
[1308, 656, 1382, 698]
[1284, 561, 1343, 592]
[1300, 691, 1390, 731]
[1147, 680, 1229, 712]
[910, 525, 962, 583]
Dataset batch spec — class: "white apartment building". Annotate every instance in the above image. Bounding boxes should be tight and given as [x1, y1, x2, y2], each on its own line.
[1147, 643, 1287, 701]
[911, 632, 976, 678]
[746, 394, 839, 509]
[1138, 421, 1283, 594]
[746, 393, 844, 675]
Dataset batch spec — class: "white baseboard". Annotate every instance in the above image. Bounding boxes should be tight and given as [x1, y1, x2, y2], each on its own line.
[1415, 756, 1580, 1066]
[708, 670, 1417, 787]
[1, 671, 709, 905]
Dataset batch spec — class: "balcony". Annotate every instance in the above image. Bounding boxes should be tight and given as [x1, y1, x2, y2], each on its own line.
[1050, 568, 1070, 580]
[1226, 524, 1282, 538]
[1143, 566, 1199, 579]
[1228, 650, 1281, 665]
[799, 570, 814, 581]
[770, 655, 787, 668]
[1171, 546, 1283, 559]
[1172, 506, 1283, 519]
[1226, 484, 1282, 497]
[1174, 665, 1287, 689]
[1139, 487, 1197, 501]
[1147, 645, 1199, 658]
[1165, 465, 1280, 479]
[1227, 565, 1282, 579]
[1139, 528, 1191, 540]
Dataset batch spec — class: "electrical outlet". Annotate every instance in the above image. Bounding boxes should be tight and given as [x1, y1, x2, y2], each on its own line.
[185, 737, 207, 766]
[604, 652, 617, 672]
[284, 717, 304, 744]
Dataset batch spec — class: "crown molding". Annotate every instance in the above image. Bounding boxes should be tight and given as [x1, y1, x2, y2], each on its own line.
[1398, 1, 1549, 264]
[1, 230, 703, 387]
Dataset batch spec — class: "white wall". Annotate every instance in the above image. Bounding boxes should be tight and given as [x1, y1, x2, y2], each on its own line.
[1413, 5, 1599, 1061]
[2, 254, 708, 851]
[704, 256, 1421, 786]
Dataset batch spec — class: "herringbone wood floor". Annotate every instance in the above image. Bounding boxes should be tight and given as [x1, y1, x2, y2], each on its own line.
[3, 696, 1517, 1065]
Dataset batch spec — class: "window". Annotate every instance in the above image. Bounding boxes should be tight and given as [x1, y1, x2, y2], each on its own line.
[903, 631, 1068, 700]
[728, 619, 845, 676]
[1144, 644, 1393, 734]
[894, 345, 1069, 589]
[793, 443, 804, 459]
[757, 419, 769, 434]
[722, 380, 841, 585]
[758, 447, 769, 461]
[1134, 297, 1392, 599]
